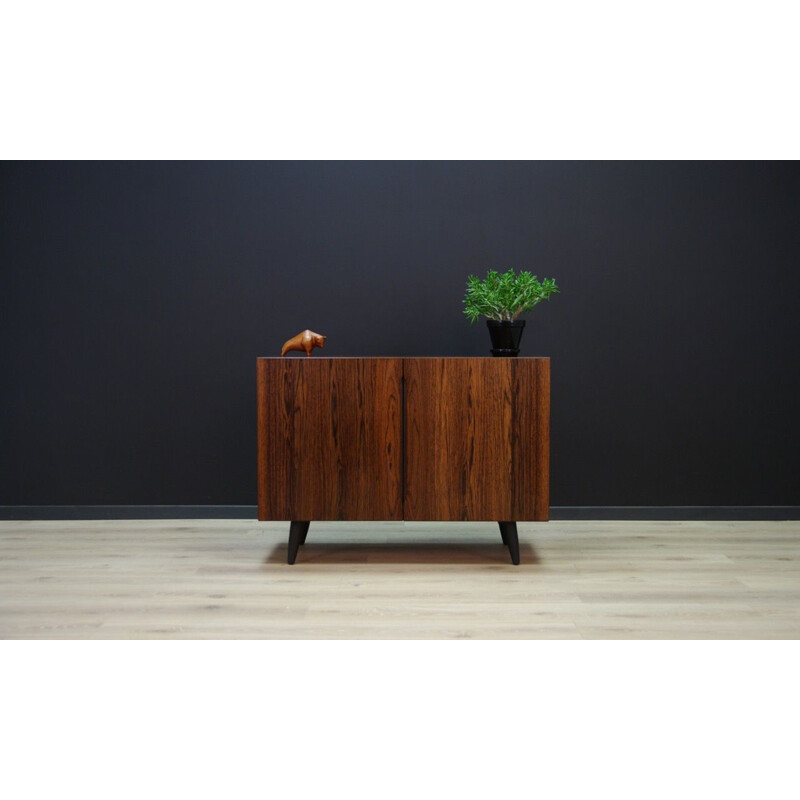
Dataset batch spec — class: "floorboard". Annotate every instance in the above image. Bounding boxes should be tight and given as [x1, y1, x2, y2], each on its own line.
[1, 520, 798, 639]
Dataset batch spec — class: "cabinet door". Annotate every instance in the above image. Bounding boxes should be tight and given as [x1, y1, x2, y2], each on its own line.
[257, 358, 403, 521]
[403, 358, 549, 521]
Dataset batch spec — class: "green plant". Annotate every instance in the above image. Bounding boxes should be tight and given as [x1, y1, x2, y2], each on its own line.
[463, 269, 559, 323]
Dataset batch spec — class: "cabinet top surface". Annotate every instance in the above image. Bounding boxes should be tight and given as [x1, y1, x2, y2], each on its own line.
[257, 356, 550, 360]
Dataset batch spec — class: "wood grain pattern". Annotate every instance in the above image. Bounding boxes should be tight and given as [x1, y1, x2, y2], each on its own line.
[257, 358, 403, 521]
[404, 358, 549, 521]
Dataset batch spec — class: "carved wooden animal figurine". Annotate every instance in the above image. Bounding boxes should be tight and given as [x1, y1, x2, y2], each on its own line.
[281, 329, 327, 357]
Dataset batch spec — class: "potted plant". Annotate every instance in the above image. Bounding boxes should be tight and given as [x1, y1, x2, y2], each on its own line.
[463, 268, 559, 356]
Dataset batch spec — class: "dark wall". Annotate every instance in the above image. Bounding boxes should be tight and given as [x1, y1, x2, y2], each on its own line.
[2, 161, 799, 507]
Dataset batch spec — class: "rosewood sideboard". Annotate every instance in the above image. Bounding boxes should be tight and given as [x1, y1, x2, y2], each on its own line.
[257, 357, 550, 564]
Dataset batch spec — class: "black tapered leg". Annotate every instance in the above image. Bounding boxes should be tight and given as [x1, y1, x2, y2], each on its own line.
[288, 521, 310, 565]
[499, 524, 508, 545]
[498, 521, 520, 565]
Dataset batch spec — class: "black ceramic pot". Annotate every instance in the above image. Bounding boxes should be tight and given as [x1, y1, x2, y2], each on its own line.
[487, 319, 526, 357]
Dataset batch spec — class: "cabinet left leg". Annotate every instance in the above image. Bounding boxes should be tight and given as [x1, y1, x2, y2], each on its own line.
[498, 521, 520, 565]
[288, 521, 310, 565]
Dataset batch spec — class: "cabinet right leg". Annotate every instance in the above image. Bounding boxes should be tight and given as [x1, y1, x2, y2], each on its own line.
[498, 521, 520, 565]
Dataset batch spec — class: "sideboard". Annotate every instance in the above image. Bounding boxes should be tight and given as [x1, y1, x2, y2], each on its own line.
[257, 357, 550, 564]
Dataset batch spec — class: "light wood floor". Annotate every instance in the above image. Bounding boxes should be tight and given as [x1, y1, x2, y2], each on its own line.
[1, 519, 798, 639]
